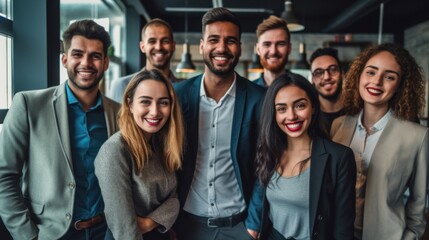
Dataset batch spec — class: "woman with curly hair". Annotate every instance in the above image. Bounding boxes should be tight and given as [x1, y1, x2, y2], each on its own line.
[331, 43, 428, 240]
[94, 69, 184, 240]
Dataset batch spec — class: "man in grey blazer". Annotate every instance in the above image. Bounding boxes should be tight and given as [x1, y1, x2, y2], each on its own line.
[0, 20, 120, 240]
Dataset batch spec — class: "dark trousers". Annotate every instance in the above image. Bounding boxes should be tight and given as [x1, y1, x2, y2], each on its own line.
[267, 228, 287, 240]
[59, 220, 107, 240]
[104, 227, 171, 240]
[175, 212, 254, 240]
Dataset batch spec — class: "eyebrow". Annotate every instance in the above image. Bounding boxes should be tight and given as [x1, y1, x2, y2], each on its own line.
[365, 65, 400, 77]
[137, 96, 170, 100]
[275, 98, 308, 106]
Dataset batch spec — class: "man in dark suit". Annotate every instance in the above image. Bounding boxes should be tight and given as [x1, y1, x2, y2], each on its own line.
[173, 7, 265, 240]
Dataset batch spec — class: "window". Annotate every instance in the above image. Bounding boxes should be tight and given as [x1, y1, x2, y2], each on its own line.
[60, 0, 125, 95]
[0, 0, 12, 127]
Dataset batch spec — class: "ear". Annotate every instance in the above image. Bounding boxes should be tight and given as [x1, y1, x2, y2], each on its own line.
[103, 56, 110, 71]
[61, 53, 67, 68]
[256, 43, 261, 56]
[128, 99, 134, 114]
[140, 40, 146, 54]
[199, 39, 204, 55]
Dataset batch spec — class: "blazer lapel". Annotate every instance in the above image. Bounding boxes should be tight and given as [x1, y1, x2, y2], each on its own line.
[187, 76, 203, 160]
[52, 83, 73, 170]
[102, 97, 118, 136]
[309, 137, 328, 235]
[231, 75, 245, 160]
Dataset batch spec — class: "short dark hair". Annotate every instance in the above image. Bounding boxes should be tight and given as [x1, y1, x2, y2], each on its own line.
[141, 18, 174, 41]
[201, 7, 241, 38]
[62, 19, 111, 56]
[309, 47, 341, 69]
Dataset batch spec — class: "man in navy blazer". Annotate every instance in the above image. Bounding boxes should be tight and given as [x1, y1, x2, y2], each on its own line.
[174, 7, 265, 240]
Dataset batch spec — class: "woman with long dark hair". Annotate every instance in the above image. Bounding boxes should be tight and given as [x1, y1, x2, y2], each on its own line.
[246, 74, 355, 240]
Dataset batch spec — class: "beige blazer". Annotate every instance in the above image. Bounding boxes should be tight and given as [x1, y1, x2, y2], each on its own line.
[331, 115, 428, 240]
[0, 82, 120, 240]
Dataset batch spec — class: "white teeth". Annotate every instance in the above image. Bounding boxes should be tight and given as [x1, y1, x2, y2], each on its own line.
[368, 88, 382, 94]
[78, 72, 93, 77]
[146, 119, 160, 123]
[214, 56, 227, 60]
[287, 123, 301, 129]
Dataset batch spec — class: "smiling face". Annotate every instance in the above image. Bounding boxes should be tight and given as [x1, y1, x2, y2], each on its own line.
[62, 35, 109, 91]
[275, 85, 313, 140]
[140, 24, 175, 71]
[200, 21, 241, 76]
[311, 55, 342, 100]
[359, 51, 401, 111]
[129, 79, 171, 140]
[256, 28, 291, 73]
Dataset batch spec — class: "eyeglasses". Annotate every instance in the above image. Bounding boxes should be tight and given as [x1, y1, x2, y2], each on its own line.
[311, 65, 340, 79]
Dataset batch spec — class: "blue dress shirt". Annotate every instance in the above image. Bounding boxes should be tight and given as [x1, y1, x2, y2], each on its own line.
[66, 83, 107, 221]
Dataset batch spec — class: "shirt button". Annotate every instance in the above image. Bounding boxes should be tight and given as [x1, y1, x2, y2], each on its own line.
[68, 182, 76, 189]
[66, 213, 71, 220]
[209, 182, 213, 186]
[210, 164, 213, 168]
[210, 203, 214, 206]
[212, 124, 215, 127]
[317, 214, 323, 221]
[211, 145, 214, 148]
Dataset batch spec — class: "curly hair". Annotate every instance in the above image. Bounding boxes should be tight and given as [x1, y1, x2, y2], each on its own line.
[343, 43, 425, 121]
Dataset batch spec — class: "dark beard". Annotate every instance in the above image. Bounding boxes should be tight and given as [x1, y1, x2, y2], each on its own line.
[318, 80, 342, 101]
[203, 55, 238, 76]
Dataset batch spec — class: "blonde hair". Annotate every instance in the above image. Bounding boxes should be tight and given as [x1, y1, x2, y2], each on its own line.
[118, 69, 184, 172]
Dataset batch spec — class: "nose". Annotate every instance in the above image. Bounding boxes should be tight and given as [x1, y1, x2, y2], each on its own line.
[80, 55, 91, 66]
[286, 107, 297, 121]
[217, 40, 227, 52]
[322, 69, 331, 80]
[373, 73, 383, 85]
[149, 103, 159, 116]
[269, 44, 276, 54]
[154, 40, 162, 50]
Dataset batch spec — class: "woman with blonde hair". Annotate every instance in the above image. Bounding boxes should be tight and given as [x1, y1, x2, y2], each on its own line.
[331, 43, 428, 240]
[95, 69, 184, 240]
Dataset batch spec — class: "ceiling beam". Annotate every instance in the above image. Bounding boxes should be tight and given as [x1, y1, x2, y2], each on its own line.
[122, 0, 151, 21]
[166, 7, 273, 14]
[323, 0, 390, 32]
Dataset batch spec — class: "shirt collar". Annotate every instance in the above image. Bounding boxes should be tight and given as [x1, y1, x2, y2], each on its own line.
[199, 73, 237, 98]
[65, 81, 103, 109]
[357, 108, 393, 134]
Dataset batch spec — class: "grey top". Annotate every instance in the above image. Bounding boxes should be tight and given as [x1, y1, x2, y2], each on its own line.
[108, 69, 180, 103]
[94, 132, 179, 240]
[267, 168, 311, 240]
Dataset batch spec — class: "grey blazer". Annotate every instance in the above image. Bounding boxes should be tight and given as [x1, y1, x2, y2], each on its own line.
[331, 115, 428, 240]
[0, 82, 120, 240]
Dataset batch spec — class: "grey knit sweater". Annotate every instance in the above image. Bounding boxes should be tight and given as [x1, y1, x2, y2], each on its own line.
[95, 132, 179, 240]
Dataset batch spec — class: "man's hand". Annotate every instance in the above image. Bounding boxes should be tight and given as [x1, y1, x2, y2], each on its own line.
[247, 229, 259, 239]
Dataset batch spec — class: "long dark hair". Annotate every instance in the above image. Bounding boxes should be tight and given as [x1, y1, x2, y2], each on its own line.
[255, 73, 322, 186]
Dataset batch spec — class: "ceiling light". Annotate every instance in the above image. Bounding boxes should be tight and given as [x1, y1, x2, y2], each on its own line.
[176, 42, 196, 73]
[280, 0, 305, 32]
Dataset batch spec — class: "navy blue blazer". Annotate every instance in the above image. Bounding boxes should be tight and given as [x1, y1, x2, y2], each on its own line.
[173, 73, 266, 207]
[247, 137, 356, 240]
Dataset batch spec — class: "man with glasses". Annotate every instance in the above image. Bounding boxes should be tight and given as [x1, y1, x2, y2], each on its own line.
[309, 47, 345, 135]
[254, 15, 298, 87]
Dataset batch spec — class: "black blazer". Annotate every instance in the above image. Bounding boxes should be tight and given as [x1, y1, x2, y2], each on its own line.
[256, 137, 356, 240]
[173, 73, 265, 207]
